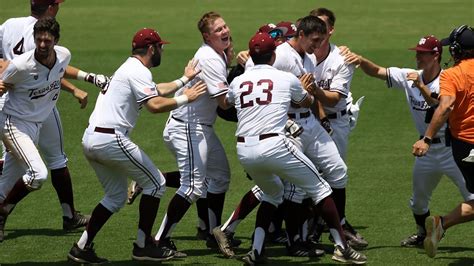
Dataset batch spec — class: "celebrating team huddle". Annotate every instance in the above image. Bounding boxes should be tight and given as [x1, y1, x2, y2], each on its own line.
[1, 0, 473, 265]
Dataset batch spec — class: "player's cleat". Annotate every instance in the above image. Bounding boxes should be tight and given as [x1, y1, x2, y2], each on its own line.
[332, 245, 367, 264]
[206, 231, 242, 249]
[158, 238, 187, 258]
[424, 216, 445, 258]
[63, 211, 90, 231]
[266, 230, 288, 245]
[196, 227, 208, 240]
[127, 181, 143, 205]
[343, 222, 368, 249]
[67, 243, 108, 264]
[286, 239, 325, 257]
[400, 233, 425, 247]
[240, 249, 267, 265]
[212, 227, 235, 258]
[462, 149, 474, 163]
[132, 241, 175, 262]
[0, 213, 7, 242]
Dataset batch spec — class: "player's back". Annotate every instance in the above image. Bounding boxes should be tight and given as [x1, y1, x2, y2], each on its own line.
[0, 16, 37, 60]
[229, 64, 306, 137]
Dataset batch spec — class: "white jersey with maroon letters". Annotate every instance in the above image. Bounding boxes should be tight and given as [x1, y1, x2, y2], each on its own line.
[386, 67, 474, 215]
[227, 63, 331, 206]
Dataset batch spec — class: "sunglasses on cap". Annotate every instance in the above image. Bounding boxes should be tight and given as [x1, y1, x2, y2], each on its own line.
[268, 29, 283, 39]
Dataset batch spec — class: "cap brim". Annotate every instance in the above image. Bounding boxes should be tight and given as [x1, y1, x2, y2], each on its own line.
[160, 40, 171, 45]
[408, 47, 437, 52]
[440, 38, 451, 46]
[55, 0, 65, 3]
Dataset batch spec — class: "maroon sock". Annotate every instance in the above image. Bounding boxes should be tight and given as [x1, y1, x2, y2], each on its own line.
[270, 200, 285, 233]
[414, 211, 430, 234]
[283, 200, 304, 245]
[85, 203, 113, 246]
[314, 197, 347, 246]
[196, 197, 209, 230]
[232, 190, 260, 220]
[207, 192, 225, 231]
[138, 194, 160, 236]
[158, 194, 191, 241]
[163, 171, 180, 188]
[3, 178, 31, 205]
[331, 188, 346, 222]
[51, 167, 75, 212]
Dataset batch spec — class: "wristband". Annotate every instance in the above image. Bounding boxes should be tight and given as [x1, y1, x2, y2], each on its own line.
[174, 95, 189, 107]
[423, 136, 432, 145]
[173, 76, 190, 89]
[77, 70, 88, 81]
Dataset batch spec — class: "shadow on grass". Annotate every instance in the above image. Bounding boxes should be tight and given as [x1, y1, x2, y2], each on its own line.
[2, 260, 181, 266]
[447, 257, 474, 266]
[3, 228, 81, 241]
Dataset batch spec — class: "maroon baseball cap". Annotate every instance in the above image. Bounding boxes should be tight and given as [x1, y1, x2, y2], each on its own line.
[257, 23, 277, 34]
[409, 35, 442, 53]
[275, 21, 297, 37]
[132, 28, 170, 49]
[31, 0, 64, 6]
[249, 32, 276, 56]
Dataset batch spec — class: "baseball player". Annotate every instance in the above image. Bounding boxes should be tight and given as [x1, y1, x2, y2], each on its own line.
[305, 7, 368, 248]
[153, 12, 232, 257]
[0, 16, 74, 243]
[222, 32, 366, 265]
[67, 27, 207, 264]
[342, 34, 474, 247]
[0, 0, 111, 241]
[411, 25, 474, 258]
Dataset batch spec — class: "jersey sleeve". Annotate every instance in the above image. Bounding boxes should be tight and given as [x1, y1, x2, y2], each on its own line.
[0, 61, 21, 84]
[386, 67, 411, 90]
[289, 74, 308, 104]
[129, 69, 158, 103]
[439, 70, 456, 97]
[225, 81, 236, 106]
[328, 63, 353, 97]
[200, 58, 228, 98]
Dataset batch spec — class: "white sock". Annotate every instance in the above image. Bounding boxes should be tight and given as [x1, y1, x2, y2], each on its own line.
[253, 227, 265, 254]
[77, 231, 88, 249]
[155, 214, 177, 241]
[136, 229, 146, 248]
[329, 228, 344, 248]
[61, 203, 73, 218]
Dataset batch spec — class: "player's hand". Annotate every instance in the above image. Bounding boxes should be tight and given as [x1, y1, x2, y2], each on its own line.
[407, 72, 423, 88]
[73, 88, 88, 109]
[0, 79, 13, 96]
[299, 73, 316, 94]
[184, 80, 207, 102]
[341, 49, 361, 67]
[183, 59, 201, 80]
[339, 45, 351, 56]
[85, 73, 111, 89]
[412, 139, 429, 157]
[237, 50, 250, 67]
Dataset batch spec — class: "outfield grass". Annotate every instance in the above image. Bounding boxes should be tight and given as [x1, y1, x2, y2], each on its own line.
[1, 0, 474, 265]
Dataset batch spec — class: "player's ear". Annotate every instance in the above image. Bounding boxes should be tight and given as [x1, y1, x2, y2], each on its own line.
[328, 26, 335, 36]
[202, 32, 210, 42]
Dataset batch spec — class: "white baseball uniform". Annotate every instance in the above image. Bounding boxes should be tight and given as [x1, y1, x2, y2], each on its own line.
[387, 67, 474, 215]
[0, 46, 70, 197]
[83, 56, 166, 213]
[0, 15, 69, 170]
[314, 44, 355, 160]
[227, 64, 332, 207]
[164, 43, 230, 203]
[272, 42, 348, 203]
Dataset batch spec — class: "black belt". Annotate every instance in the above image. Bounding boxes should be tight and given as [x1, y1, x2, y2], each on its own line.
[237, 133, 279, 143]
[288, 111, 311, 119]
[172, 116, 212, 127]
[327, 109, 347, 119]
[94, 127, 115, 134]
[419, 136, 442, 144]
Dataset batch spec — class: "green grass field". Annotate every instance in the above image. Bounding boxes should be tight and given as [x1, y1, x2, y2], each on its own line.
[1, 0, 474, 265]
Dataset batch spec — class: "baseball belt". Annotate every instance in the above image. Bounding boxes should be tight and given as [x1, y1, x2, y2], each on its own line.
[237, 133, 279, 143]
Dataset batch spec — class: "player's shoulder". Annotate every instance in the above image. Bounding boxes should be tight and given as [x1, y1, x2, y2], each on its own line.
[195, 43, 220, 60]
[54, 45, 71, 57]
[9, 49, 35, 71]
[1, 16, 35, 30]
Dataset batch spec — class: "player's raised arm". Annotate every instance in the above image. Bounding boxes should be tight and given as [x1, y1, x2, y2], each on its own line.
[64, 65, 111, 90]
[145, 80, 207, 113]
[156, 59, 201, 96]
[341, 49, 387, 80]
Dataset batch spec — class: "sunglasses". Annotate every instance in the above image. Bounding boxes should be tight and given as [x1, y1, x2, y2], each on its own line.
[268, 29, 283, 39]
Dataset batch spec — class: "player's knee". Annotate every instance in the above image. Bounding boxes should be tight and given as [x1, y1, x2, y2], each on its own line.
[101, 193, 127, 213]
[142, 182, 166, 198]
[177, 186, 202, 203]
[409, 197, 429, 214]
[24, 163, 49, 190]
[43, 155, 68, 170]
